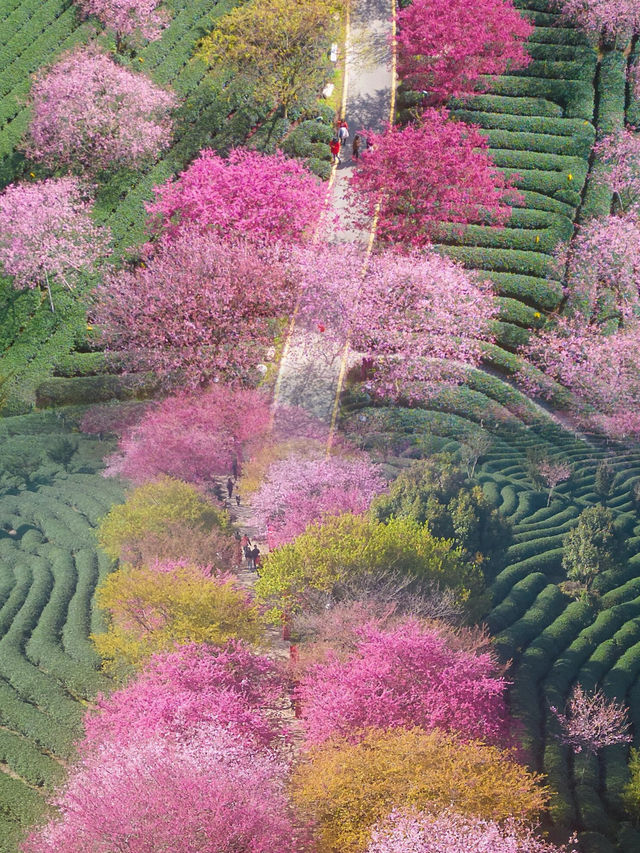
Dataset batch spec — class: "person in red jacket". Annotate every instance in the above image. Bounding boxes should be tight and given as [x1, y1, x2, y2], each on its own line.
[329, 137, 341, 165]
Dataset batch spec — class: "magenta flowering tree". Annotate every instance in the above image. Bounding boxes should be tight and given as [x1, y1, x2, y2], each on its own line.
[396, 0, 532, 105]
[146, 148, 327, 243]
[22, 728, 297, 853]
[23, 46, 176, 172]
[563, 213, 640, 319]
[93, 228, 296, 387]
[351, 249, 497, 401]
[552, 0, 640, 40]
[80, 641, 287, 751]
[0, 178, 108, 310]
[367, 810, 578, 853]
[594, 130, 640, 211]
[75, 0, 170, 50]
[250, 453, 386, 546]
[103, 386, 272, 484]
[350, 110, 520, 247]
[551, 684, 633, 755]
[295, 619, 513, 746]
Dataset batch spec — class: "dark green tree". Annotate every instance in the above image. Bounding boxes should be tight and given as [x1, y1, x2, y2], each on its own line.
[562, 505, 626, 598]
[594, 461, 615, 505]
[371, 453, 511, 571]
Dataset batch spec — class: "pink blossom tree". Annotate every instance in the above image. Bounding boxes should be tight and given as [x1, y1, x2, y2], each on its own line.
[80, 641, 287, 751]
[146, 148, 327, 243]
[552, 0, 640, 41]
[75, 0, 170, 51]
[103, 386, 272, 484]
[22, 728, 297, 853]
[93, 228, 297, 388]
[23, 46, 176, 173]
[0, 178, 108, 310]
[594, 130, 640, 212]
[351, 249, 497, 402]
[537, 459, 572, 506]
[295, 619, 514, 746]
[250, 453, 386, 546]
[550, 684, 632, 754]
[350, 110, 520, 247]
[396, 0, 532, 105]
[367, 810, 577, 853]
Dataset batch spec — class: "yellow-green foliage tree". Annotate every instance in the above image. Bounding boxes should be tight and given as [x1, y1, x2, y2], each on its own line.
[623, 747, 640, 819]
[98, 477, 231, 566]
[255, 513, 484, 618]
[292, 727, 549, 853]
[93, 565, 260, 677]
[197, 0, 340, 117]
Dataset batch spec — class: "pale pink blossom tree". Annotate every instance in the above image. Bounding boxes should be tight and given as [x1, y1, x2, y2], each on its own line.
[594, 130, 640, 212]
[367, 810, 578, 853]
[75, 0, 170, 51]
[92, 228, 297, 388]
[295, 619, 514, 746]
[396, 0, 532, 105]
[22, 728, 297, 853]
[103, 386, 272, 484]
[550, 684, 632, 755]
[537, 459, 572, 506]
[351, 249, 498, 402]
[250, 453, 386, 546]
[146, 148, 327, 243]
[552, 0, 640, 41]
[23, 46, 176, 173]
[0, 178, 108, 310]
[350, 110, 520, 247]
[80, 641, 287, 751]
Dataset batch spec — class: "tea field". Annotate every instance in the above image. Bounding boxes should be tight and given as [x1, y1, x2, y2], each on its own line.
[0, 410, 122, 851]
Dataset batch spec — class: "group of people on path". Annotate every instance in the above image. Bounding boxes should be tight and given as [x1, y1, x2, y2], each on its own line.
[240, 534, 261, 573]
[330, 117, 361, 165]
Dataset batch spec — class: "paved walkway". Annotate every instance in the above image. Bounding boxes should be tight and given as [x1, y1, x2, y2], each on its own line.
[272, 0, 395, 424]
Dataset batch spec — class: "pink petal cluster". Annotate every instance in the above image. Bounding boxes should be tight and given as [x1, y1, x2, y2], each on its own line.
[251, 453, 386, 546]
[552, 0, 640, 39]
[352, 249, 497, 401]
[146, 148, 326, 244]
[22, 727, 296, 853]
[396, 0, 532, 104]
[537, 460, 572, 490]
[0, 178, 108, 291]
[594, 130, 640, 212]
[367, 809, 578, 853]
[103, 386, 272, 484]
[93, 228, 297, 387]
[75, 0, 170, 44]
[24, 46, 176, 172]
[350, 110, 520, 247]
[296, 619, 513, 746]
[80, 641, 287, 751]
[550, 685, 632, 755]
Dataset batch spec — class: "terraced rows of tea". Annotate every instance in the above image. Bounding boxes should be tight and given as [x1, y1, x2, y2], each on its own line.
[0, 411, 122, 851]
[342, 368, 640, 852]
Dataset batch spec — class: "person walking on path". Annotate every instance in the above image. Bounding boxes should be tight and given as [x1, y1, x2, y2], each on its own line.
[231, 456, 240, 481]
[338, 119, 349, 147]
[244, 543, 254, 570]
[352, 134, 361, 162]
[251, 545, 261, 574]
[226, 477, 234, 499]
[330, 137, 341, 165]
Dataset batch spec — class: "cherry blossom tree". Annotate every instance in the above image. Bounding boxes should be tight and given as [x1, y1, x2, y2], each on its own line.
[593, 130, 640, 212]
[537, 459, 572, 505]
[351, 249, 497, 401]
[23, 46, 176, 173]
[295, 619, 513, 746]
[93, 228, 297, 387]
[350, 110, 520, 246]
[0, 178, 108, 310]
[550, 684, 632, 754]
[22, 728, 297, 853]
[552, 0, 640, 41]
[367, 810, 578, 853]
[146, 148, 326, 243]
[75, 0, 170, 51]
[250, 453, 386, 547]
[103, 386, 272, 484]
[81, 641, 287, 751]
[562, 213, 640, 319]
[396, 0, 532, 105]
